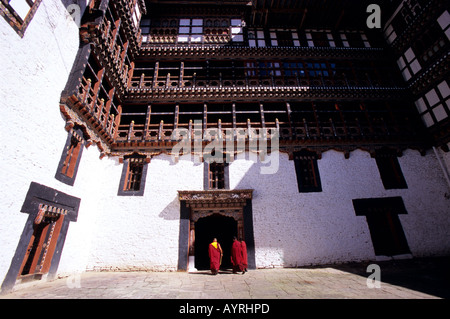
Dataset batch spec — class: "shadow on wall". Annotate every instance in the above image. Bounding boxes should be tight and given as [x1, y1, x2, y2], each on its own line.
[158, 196, 181, 221]
[229, 151, 375, 268]
[230, 154, 317, 268]
[154, 151, 369, 269]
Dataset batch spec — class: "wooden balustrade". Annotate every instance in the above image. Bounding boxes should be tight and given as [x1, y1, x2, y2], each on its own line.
[114, 118, 413, 144]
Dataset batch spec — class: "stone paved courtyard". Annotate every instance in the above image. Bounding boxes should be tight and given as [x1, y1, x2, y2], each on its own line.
[1, 257, 448, 300]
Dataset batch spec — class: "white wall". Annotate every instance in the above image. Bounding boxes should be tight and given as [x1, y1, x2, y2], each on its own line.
[230, 149, 450, 268]
[0, 0, 81, 283]
[71, 154, 204, 273]
[1, 0, 449, 284]
[60, 148, 450, 273]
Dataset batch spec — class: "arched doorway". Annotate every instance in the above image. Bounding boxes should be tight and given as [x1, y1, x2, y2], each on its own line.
[194, 214, 237, 270]
[177, 189, 255, 272]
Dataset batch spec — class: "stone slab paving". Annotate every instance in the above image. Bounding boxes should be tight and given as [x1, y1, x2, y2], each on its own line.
[1, 257, 449, 300]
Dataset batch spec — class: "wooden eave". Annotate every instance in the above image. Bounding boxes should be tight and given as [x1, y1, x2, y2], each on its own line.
[137, 46, 386, 61]
[124, 86, 408, 104]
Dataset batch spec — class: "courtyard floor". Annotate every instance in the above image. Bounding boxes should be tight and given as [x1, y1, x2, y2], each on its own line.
[1, 257, 448, 300]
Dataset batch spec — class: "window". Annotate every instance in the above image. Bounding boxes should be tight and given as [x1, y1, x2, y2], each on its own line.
[275, 31, 293, 46]
[412, 22, 448, 66]
[415, 80, 450, 128]
[55, 127, 85, 186]
[230, 19, 243, 42]
[283, 62, 305, 77]
[0, 0, 42, 37]
[397, 47, 422, 81]
[307, 62, 331, 78]
[248, 28, 266, 47]
[125, 161, 144, 191]
[140, 18, 151, 34]
[118, 154, 148, 196]
[384, 24, 397, 44]
[438, 10, 450, 41]
[293, 150, 322, 193]
[267, 29, 299, 47]
[375, 149, 407, 189]
[258, 61, 281, 77]
[178, 18, 203, 43]
[310, 31, 329, 47]
[132, 3, 142, 29]
[204, 159, 229, 190]
[209, 162, 225, 189]
[1, 182, 80, 293]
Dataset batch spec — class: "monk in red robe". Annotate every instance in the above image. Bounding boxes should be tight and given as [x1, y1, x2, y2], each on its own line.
[240, 238, 248, 273]
[208, 238, 222, 275]
[231, 236, 244, 274]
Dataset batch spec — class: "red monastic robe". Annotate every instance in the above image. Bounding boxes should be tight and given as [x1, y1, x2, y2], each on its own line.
[231, 240, 243, 272]
[241, 241, 248, 269]
[208, 243, 221, 271]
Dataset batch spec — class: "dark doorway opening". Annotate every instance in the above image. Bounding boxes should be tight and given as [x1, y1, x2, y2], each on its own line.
[194, 214, 237, 270]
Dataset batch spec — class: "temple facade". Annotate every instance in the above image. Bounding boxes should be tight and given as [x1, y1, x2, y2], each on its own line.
[1, 0, 449, 293]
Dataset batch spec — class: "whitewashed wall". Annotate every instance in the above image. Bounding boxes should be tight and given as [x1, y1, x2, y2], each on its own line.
[0, 0, 82, 284]
[230, 149, 450, 268]
[60, 148, 450, 273]
[1, 0, 449, 286]
[76, 154, 204, 272]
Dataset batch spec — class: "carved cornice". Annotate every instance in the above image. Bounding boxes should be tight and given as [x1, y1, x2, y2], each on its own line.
[138, 45, 385, 61]
[178, 189, 253, 208]
[125, 85, 407, 103]
[110, 137, 429, 161]
[60, 103, 112, 158]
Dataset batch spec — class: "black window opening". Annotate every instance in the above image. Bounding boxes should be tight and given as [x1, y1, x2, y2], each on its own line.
[118, 154, 149, 196]
[375, 150, 408, 189]
[353, 197, 411, 257]
[293, 150, 322, 193]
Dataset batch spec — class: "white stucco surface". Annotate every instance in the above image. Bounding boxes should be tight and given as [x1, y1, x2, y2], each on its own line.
[1, 1, 449, 292]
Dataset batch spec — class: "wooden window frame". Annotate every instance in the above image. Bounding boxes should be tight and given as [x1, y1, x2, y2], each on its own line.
[1, 182, 80, 293]
[118, 154, 149, 196]
[55, 127, 85, 186]
[293, 150, 322, 193]
[0, 0, 42, 37]
[204, 160, 229, 190]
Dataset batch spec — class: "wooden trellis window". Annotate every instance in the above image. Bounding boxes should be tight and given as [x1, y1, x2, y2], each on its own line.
[124, 158, 145, 191]
[209, 162, 226, 189]
[55, 128, 85, 186]
[0, 0, 42, 37]
[61, 134, 83, 178]
[293, 150, 322, 193]
[118, 154, 148, 196]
